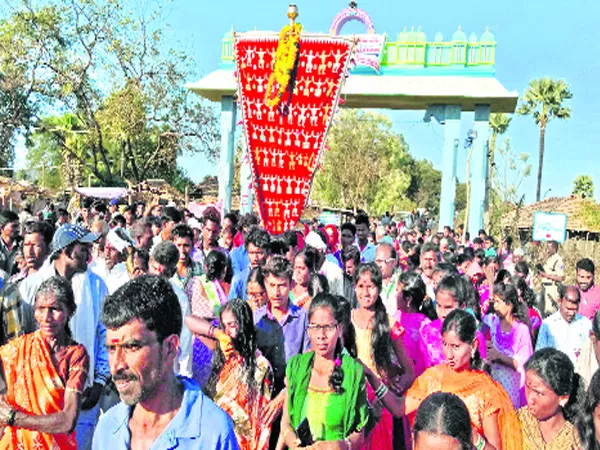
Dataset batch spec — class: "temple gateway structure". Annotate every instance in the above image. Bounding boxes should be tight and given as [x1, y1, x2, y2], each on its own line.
[186, 3, 518, 234]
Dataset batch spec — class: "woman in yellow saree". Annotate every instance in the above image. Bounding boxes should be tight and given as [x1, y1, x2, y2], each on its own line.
[363, 309, 523, 450]
[0, 276, 89, 449]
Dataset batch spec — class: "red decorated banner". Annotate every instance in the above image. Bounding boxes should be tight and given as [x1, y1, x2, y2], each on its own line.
[234, 33, 355, 234]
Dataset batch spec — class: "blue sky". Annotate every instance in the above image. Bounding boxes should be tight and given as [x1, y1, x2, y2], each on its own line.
[21, 0, 598, 204]
[147, 0, 600, 204]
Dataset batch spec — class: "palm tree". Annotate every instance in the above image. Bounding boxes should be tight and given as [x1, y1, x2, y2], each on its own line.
[488, 113, 512, 195]
[517, 78, 572, 202]
[572, 174, 594, 199]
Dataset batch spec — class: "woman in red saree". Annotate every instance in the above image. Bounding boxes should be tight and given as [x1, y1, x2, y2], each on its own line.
[0, 276, 89, 449]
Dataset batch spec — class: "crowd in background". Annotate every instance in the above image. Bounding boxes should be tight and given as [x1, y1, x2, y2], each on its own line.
[0, 198, 597, 449]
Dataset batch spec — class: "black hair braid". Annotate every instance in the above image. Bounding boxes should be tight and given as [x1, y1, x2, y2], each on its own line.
[328, 340, 345, 394]
[372, 296, 394, 375]
[576, 370, 600, 450]
[204, 300, 258, 398]
[564, 372, 586, 423]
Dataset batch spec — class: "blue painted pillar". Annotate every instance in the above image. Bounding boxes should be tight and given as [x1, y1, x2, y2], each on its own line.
[467, 104, 491, 236]
[239, 140, 254, 215]
[438, 105, 461, 231]
[218, 96, 237, 213]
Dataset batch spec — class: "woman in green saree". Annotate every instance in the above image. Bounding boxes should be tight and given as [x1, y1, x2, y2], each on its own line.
[281, 293, 369, 449]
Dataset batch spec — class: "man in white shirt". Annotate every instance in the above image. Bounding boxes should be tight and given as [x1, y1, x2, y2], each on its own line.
[148, 241, 193, 378]
[102, 227, 134, 293]
[305, 231, 344, 296]
[375, 242, 399, 315]
[536, 285, 592, 367]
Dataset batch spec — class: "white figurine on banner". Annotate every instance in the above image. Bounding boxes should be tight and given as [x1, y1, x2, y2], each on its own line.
[246, 99, 254, 119]
[302, 133, 310, 150]
[262, 176, 271, 193]
[313, 79, 323, 97]
[287, 104, 295, 125]
[270, 176, 277, 193]
[255, 103, 263, 121]
[301, 78, 311, 97]
[265, 199, 275, 216]
[245, 74, 254, 92]
[284, 130, 293, 147]
[274, 150, 285, 168]
[318, 51, 328, 75]
[261, 148, 270, 167]
[246, 48, 255, 66]
[268, 107, 276, 122]
[256, 75, 265, 93]
[257, 49, 266, 69]
[267, 127, 276, 144]
[293, 130, 302, 148]
[298, 105, 308, 127]
[251, 126, 258, 140]
[291, 200, 300, 217]
[275, 178, 282, 195]
[305, 50, 316, 73]
[258, 126, 266, 142]
[310, 106, 320, 126]
[283, 201, 291, 219]
[333, 49, 344, 72]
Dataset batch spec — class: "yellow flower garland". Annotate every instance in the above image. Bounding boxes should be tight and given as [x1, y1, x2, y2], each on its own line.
[265, 23, 302, 108]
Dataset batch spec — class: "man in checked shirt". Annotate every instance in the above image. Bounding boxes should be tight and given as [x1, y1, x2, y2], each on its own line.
[0, 220, 53, 344]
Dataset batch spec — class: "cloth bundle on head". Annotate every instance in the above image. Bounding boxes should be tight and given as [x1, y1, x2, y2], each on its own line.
[106, 227, 134, 253]
[305, 231, 327, 251]
[51, 224, 99, 257]
[188, 217, 202, 230]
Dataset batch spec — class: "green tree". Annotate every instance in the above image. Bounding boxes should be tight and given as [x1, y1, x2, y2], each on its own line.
[1, 0, 219, 187]
[488, 113, 512, 199]
[490, 138, 531, 236]
[406, 159, 441, 215]
[573, 175, 594, 199]
[517, 78, 572, 202]
[312, 110, 414, 214]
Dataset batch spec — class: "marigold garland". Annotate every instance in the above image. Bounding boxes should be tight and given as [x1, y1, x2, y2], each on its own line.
[265, 23, 302, 108]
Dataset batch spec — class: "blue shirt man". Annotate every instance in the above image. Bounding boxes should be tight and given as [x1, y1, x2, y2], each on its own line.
[93, 275, 238, 450]
[93, 377, 238, 450]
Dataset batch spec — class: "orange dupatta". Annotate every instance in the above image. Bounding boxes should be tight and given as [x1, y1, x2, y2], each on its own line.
[0, 331, 78, 449]
[407, 364, 523, 450]
[213, 352, 273, 450]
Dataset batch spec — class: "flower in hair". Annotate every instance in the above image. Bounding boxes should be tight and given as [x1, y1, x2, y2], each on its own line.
[334, 358, 342, 368]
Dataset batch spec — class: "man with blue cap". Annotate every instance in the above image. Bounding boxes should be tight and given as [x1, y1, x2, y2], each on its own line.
[19, 223, 110, 450]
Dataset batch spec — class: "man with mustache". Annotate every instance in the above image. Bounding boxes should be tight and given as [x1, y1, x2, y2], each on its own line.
[94, 275, 238, 449]
[576, 258, 600, 320]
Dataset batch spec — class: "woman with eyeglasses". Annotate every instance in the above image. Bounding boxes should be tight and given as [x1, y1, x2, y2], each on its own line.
[246, 267, 268, 312]
[280, 293, 369, 449]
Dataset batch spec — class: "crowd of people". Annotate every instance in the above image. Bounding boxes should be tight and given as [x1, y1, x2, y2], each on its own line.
[0, 198, 598, 449]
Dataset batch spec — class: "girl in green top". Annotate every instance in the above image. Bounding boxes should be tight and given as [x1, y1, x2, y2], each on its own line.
[281, 293, 369, 449]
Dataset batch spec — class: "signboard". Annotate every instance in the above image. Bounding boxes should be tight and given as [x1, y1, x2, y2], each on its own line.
[352, 34, 386, 73]
[532, 212, 568, 243]
[318, 211, 341, 227]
